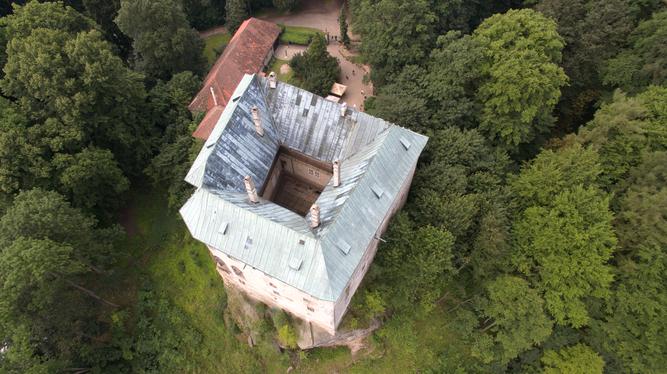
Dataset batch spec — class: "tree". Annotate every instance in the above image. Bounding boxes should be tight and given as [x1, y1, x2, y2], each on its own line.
[535, 0, 639, 131]
[1, 1, 93, 40]
[225, 0, 248, 34]
[568, 87, 667, 192]
[115, 0, 205, 79]
[290, 34, 340, 96]
[511, 149, 616, 327]
[0, 189, 123, 371]
[182, 0, 226, 30]
[409, 127, 511, 278]
[476, 276, 553, 364]
[1, 20, 150, 169]
[366, 65, 431, 132]
[423, 31, 484, 130]
[54, 147, 130, 217]
[273, 0, 299, 11]
[541, 344, 604, 374]
[339, 3, 350, 47]
[145, 72, 201, 209]
[589, 152, 667, 373]
[376, 213, 455, 311]
[0, 98, 48, 199]
[473, 9, 567, 152]
[0, 1, 151, 213]
[351, 0, 438, 83]
[369, 32, 485, 133]
[603, 10, 667, 91]
[511, 145, 601, 208]
[80, 0, 132, 58]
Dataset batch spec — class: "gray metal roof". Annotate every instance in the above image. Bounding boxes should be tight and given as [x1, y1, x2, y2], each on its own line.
[181, 74, 428, 301]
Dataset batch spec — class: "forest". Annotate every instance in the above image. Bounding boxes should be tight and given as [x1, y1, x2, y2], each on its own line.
[0, 0, 665, 373]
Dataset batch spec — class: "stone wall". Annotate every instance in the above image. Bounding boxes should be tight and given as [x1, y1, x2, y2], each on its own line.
[210, 248, 337, 334]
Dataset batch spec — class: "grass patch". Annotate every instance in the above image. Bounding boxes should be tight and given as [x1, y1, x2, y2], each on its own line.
[279, 25, 323, 45]
[267, 57, 295, 83]
[203, 32, 232, 66]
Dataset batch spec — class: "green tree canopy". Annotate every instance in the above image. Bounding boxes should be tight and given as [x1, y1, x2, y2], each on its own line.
[476, 275, 553, 364]
[351, 0, 438, 83]
[542, 344, 604, 374]
[225, 0, 248, 34]
[568, 87, 667, 191]
[0, 189, 123, 371]
[376, 213, 455, 311]
[289, 34, 340, 96]
[53, 147, 130, 217]
[473, 9, 567, 152]
[590, 152, 667, 373]
[511, 146, 616, 327]
[273, 0, 299, 11]
[603, 10, 667, 91]
[115, 0, 205, 79]
[535, 0, 638, 130]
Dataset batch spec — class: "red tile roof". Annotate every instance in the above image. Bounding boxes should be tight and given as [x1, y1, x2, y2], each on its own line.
[189, 18, 281, 140]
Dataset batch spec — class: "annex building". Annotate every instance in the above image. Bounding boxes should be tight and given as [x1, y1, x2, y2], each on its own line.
[189, 17, 281, 140]
[181, 73, 427, 334]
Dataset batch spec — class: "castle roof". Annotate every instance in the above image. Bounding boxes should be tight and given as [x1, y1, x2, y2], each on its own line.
[180, 74, 427, 301]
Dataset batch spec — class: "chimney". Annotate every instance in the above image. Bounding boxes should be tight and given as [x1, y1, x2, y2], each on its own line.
[244, 176, 259, 203]
[340, 102, 347, 117]
[209, 86, 219, 106]
[251, 106, 264, 137]
[268, 72, 277, 89]
[333, 160, 341, 187]
[309, 204, 320, 228]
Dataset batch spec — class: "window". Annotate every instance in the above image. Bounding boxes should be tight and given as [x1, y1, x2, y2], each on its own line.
[269, 282, 277, 288]
[272, 290, 280, 296]
[239, 279, 245, 285]
[307, 306, 315, 312]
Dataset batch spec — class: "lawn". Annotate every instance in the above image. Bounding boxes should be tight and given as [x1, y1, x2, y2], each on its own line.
[279, 24, 324, 45]
[267, 57, 295, 83]
[203, 32, 232, 66]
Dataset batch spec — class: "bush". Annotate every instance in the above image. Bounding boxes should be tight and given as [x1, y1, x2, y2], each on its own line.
[277, 324, 298, 349]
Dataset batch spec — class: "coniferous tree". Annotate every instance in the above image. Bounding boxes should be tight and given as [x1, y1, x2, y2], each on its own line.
[225, 0, 248, 34]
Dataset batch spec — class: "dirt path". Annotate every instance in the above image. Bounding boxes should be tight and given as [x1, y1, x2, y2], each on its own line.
[199, 25, 227, 38]
[260, 0, 372, 109]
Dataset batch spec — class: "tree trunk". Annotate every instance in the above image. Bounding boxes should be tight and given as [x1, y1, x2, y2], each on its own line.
[48, 271, 119, 308]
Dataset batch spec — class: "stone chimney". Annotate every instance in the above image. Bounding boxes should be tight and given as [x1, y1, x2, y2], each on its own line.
[340, 102, 347, 117]
[268, 72, 277, 89]
[333, 160, 341, 187]
[309, 204, 320, 228]
[251, 106, 264, 137]
[244, 176, 259, 203]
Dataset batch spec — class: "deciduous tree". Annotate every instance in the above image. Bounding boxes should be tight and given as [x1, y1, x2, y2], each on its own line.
[476, 276, 553, 364]
[541, 344, 604, 374]
[473, 9, 567, 152]
[115, 0, 205, 79]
